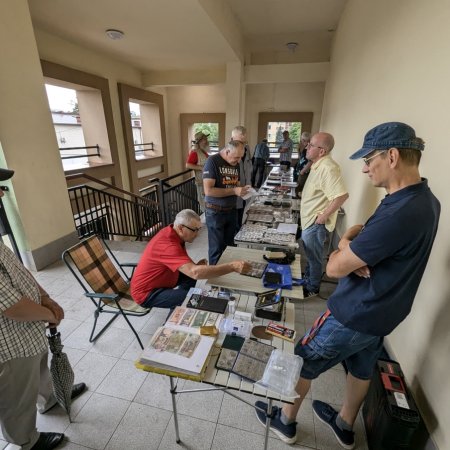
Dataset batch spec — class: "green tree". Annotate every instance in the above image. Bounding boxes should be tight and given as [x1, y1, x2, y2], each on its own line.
[193, 123, 219, 143]
[288, 122, 301, 143]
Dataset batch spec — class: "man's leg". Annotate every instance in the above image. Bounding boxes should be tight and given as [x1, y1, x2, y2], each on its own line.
[251, 161, 258, 186]
[37, 352, 57, 413]
[301, 224, 328, 293]
[281, 376, 312, 420]
[339, 373, 371, 426]
[256, 159, 265, 187]
[142, 287, 190, 309]
[224, 210, 238, 247]
[0, 354, 42, 449]
[205, 209, 226, 265]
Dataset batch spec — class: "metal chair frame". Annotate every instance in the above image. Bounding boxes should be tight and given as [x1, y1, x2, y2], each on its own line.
[62, 235, 150, 349]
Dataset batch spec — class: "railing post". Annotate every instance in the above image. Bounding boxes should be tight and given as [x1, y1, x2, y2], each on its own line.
[156, 180, 167, 226]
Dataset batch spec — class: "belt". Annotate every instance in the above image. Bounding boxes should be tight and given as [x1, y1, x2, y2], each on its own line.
[205, 202, 234, 212]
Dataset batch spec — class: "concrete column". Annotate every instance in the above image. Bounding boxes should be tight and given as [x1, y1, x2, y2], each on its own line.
[0, 0, 77, 269]
[225, 62, 245, 137]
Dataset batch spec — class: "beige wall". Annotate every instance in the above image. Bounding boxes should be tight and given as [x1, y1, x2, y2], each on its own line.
[245, 82, 325, 147]
[164, 85, 226, 174]
[0, 0, 75, 258]
[321, 1, 449, 448]
[35, 28, 143, 191]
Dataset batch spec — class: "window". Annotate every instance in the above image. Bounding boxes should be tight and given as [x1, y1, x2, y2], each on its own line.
[193, 122, 219, 153]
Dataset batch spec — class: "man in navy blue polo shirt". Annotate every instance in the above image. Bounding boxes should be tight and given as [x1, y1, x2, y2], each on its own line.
[254, 122, 440, 448]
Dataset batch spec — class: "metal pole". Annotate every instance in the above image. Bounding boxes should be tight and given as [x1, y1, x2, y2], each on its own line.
[263, 398, 273, 450]
[169, 377, 181, 444]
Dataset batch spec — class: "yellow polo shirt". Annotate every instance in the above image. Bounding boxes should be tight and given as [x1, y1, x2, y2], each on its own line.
[300, 155, 347, 232]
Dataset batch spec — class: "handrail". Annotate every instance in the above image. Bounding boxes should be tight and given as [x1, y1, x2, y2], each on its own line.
[66, 172, 157, 206]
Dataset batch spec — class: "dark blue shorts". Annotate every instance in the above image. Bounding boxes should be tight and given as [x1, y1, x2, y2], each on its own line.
[295, 314, 383, 380]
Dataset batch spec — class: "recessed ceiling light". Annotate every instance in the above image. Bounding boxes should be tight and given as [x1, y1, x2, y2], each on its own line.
[286, 42, 299, 53]
[105, 29, 125, 40]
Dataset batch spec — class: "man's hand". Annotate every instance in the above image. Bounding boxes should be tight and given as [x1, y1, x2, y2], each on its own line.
[41, 296, 64, 326]
[235, 186, 250, 198]
[231, 260, 251, 273]
[315, 213, 327, 225]
[196, 258, 208, 266]
[353, 266, 371, 278]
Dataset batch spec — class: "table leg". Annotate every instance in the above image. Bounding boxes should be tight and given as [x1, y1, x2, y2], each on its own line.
[169, 377, 181, 443]
[263, 398, 273, 450]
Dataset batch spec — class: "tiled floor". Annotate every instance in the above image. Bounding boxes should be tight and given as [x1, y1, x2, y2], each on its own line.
[1, 228, 368, 450]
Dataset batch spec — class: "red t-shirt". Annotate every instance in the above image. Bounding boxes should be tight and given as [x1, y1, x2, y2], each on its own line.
[130, 225, 192, 304]
[186, 150, 198, 165]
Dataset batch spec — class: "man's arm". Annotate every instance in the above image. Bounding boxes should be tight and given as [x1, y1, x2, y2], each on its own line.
[203, 178, 249, 198]
[315, 193, 349, 225]
[178, 260, 251, 280]
[326, 245, 368, 279]
[2, 296, 58, 325]
[186, 162, 202, 171]
[326, 224, 370, 278]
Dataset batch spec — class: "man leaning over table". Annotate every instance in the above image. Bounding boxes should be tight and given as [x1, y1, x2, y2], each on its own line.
[131, 209, 250, 309]
[254, 122, 440, 449]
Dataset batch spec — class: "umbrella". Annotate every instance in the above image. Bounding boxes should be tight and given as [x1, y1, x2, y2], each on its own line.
[47, 327, 75, 421]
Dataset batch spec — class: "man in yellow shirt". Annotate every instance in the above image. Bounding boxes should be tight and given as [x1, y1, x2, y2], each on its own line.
[300, 132, 349, 297]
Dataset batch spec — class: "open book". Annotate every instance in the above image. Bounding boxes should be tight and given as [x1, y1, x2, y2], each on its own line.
[136, 307, 221, 378]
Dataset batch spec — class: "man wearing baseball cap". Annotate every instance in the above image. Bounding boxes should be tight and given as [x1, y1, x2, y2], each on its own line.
[254, 122, 440, 448]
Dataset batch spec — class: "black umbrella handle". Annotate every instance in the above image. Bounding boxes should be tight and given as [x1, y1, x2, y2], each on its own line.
[49, 327, 58, 336]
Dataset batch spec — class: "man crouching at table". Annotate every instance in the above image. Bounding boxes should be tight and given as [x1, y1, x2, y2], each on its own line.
[131, 209, 250, 309]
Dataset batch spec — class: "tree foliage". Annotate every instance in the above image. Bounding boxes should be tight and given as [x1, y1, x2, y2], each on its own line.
[193, 123, 219, 143]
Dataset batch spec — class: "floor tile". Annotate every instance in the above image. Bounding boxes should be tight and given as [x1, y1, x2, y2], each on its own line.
[106, 402, 171, 450]
[120, 331, 152, 361]
[96, 359, 147, 400]
[134, 372, 185, 412]
[89, 327, 135, 358]
[158, 414, 216, 450]
[311, 369, 347, 406]
[175, 380, 224, 422]
[73, 352, 117, 391]
[64, 393, 130, 450]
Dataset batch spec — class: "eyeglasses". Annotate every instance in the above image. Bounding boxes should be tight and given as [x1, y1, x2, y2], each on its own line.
[182, 224, 201, 233]
[363, 151, 386, 166]
[307, 142, 325, 150]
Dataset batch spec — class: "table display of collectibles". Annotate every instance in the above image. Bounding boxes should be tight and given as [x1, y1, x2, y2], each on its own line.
[135, 288, 300, 450]
[236, 166, 301, 250]
[206, 246, 304, 300]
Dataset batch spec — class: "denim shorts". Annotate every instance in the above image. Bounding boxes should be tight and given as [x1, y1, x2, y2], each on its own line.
[295, 314, 383, 380]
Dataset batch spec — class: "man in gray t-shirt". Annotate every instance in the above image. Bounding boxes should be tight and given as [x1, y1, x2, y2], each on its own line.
[202, 140, 249, 264]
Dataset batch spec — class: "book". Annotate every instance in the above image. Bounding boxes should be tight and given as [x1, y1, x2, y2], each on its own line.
[187, 293, 229, 314]
[136, 306, 221, 377]
[137, 326, 216, 377]
[265, 322, 296, 342]
[166, 306, 222, 330]
[241, 261, 268, 278]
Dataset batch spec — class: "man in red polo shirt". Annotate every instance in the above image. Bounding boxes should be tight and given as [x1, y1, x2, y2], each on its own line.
[131, 209, 250, 309]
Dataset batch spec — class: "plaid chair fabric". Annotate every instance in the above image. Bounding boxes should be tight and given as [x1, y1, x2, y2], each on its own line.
[63, 235, 150, 348]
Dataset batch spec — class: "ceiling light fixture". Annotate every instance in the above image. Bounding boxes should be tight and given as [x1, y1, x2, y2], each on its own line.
[286, 42, 299, 53]
[105, 29, 125, 40]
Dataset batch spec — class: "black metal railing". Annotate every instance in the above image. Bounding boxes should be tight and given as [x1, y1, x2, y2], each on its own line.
[134, 142, 155, 156]
[152, 170, 200, 225]
[59, 145, 100, 160]
[66, 174, 162, 241]
[66, 170, 200, 242]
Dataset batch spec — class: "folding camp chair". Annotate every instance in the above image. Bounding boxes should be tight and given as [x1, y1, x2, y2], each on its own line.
[62, 235, 150, 349]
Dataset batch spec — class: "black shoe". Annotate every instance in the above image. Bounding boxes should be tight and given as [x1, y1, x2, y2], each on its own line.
[303, 287, 319, 298]
[71, 382, 87, 400]
[312, 400, 355, 449]
[31, 432, 64, 450]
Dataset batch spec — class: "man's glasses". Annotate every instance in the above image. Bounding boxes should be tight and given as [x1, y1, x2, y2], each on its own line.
[307, 142, 325, 150]
[182, 224, 201, 233]
[363, 151, 386, 166]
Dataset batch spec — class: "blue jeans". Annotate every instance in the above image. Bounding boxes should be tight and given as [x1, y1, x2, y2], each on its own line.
[205, 208, 237, 265]
[141, 272, 196, 310]
[251, 158, 266, 188]
[301, 223, 328, 292]
[295, 314, 384, 380]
